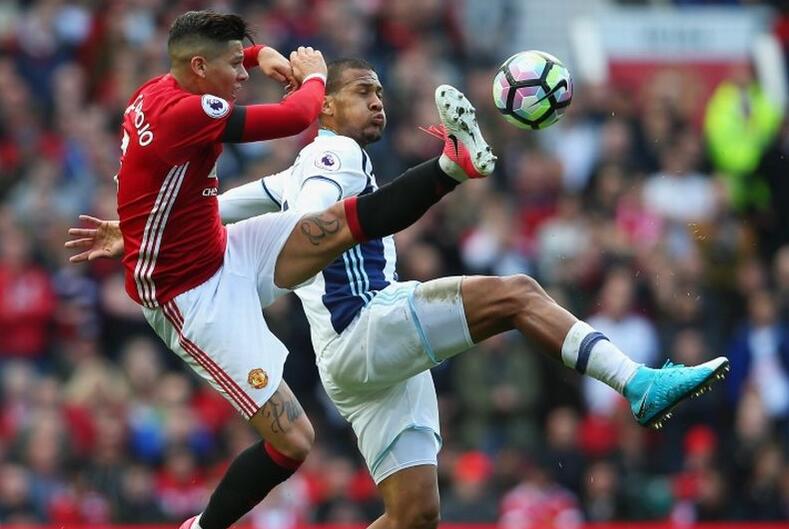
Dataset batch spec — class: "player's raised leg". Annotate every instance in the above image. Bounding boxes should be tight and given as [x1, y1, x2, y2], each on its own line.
[273, 84, 495, 289]
[459, 274, 730, 429]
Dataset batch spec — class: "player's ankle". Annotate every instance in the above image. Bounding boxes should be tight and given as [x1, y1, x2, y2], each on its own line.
[438, 154, 468, 182]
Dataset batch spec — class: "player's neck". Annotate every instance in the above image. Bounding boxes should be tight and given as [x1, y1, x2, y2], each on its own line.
[319, 123, 367, 147]
[170, 68, 201, 94]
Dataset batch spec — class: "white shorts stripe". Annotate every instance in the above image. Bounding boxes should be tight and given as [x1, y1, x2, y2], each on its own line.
[162, 301, 258, 417]
[167, 302, 259, 415]
[163, 302, 258, 416]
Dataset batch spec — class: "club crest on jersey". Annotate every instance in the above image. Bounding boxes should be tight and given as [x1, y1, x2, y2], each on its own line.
[247, 368, 269, 389]
[315, 151, 340, 172]
[201, 94, 230, 119]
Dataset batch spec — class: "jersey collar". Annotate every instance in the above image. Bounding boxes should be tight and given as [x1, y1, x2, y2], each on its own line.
[318, 128, 338, 137]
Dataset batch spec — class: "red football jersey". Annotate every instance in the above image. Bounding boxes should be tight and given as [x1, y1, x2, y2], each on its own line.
[116, 74, 232, 308]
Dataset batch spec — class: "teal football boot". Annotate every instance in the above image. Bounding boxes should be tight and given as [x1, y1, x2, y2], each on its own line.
[624, 357, 730, 429]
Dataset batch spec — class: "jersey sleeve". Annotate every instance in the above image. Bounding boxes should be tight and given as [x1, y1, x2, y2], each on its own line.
[156, 93, 234, 163]
[222, 78, 325, 143]
[300, 137, 370, 199]
[291, 178, 344, 213]
[243, 45, 264, 69]
[218, 170, 287, 223]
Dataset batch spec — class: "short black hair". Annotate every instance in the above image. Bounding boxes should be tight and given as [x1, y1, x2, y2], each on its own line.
[326, 58, 376, 95]
[168, 11, 253, 62]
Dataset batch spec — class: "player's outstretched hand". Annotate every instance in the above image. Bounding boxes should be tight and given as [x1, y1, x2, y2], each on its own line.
[290, 46, 326, 85]
[65, 215, 124, 263]
[257, 46, 296, 88]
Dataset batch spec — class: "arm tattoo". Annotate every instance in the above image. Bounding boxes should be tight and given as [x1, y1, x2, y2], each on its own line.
[263, 393, 305, 434]
[300, 213, 340, 246]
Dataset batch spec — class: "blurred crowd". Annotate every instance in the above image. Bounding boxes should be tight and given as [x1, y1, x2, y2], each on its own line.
[1, 0, 789, 527]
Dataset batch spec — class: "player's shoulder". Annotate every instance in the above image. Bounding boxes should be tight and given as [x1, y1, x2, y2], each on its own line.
[301, 133, 366, 173]
[142, 76, 232, 119]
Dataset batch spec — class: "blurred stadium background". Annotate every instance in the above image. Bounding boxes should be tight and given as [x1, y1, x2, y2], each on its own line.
[0, 0, 788, 527]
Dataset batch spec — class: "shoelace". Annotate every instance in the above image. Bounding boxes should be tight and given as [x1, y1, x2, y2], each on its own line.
[418, 124, 447, 140]
[661, 359, 687, 369]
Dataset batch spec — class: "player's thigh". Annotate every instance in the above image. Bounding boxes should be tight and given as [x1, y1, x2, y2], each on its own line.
[224, 211, 303, 307]
[378, 462, 440, 524]
[461, 274, 546, 342]
[141, 267, 292, 430]
[319, 280, 472, 389]
[248, 380, 314, 461]
[319, 368, 440, 483]
[409, 276, 476, 363]
[273, 202, 357, 289]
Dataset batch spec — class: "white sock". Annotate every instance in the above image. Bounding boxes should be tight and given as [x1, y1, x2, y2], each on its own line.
[561, 321, 640, 393]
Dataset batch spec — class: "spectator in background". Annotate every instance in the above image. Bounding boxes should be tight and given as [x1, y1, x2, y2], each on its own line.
[581, 459, 626, 522]
[0, 222, 56, 363]
[755, 116, 789, 258]
[311, 454, 369, 525]
[642, 136, 718, 225]
[774, 245, 789, 320]
[535, 194, 591, 285]
[0, 463, 39, 524]
[113, 463, 166, 523]
[441, 451, 499, 523]
[726, 290, 789, 428]
[499, 457, 583, 529]
[155, 446, 208, 522]
[740, 441, 785, 520]
[542, 407, 585, 495]
[452, 333, 542, 452]
[584, 267, 659, 417]
[704, 63, 783, 213]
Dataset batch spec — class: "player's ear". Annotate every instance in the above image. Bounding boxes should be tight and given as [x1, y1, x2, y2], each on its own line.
[190, 56, 209, 79]
[321, 94, 335, 117]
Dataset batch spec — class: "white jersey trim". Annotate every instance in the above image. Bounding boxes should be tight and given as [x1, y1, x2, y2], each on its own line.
[134, 162, 189, 307]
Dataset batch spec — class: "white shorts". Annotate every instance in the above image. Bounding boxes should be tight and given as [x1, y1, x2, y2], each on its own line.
[142, 211, 302, 419]
[317, 277, 473, 483]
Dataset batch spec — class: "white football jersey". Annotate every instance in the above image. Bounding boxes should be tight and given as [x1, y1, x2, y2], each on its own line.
[262, 129, 398, 354]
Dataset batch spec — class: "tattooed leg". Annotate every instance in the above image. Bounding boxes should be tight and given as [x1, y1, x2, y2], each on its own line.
[199, 381, 310, 529]
[274, 201, 356, 289]
[259, 387, 305, 434]
[299, 211, 341, 246]
[248, 380, 314, 461]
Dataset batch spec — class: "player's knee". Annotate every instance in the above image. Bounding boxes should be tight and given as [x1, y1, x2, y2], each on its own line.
[291, 420, 316, 461]
[276, 420, 315, 462]
[497, 274, 545, 317]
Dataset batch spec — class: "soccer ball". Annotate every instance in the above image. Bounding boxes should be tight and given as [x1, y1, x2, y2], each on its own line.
[492, 50, 573, 130]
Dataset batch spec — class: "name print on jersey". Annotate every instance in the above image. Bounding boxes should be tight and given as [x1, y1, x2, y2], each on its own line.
[124, 94, 154, 147]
